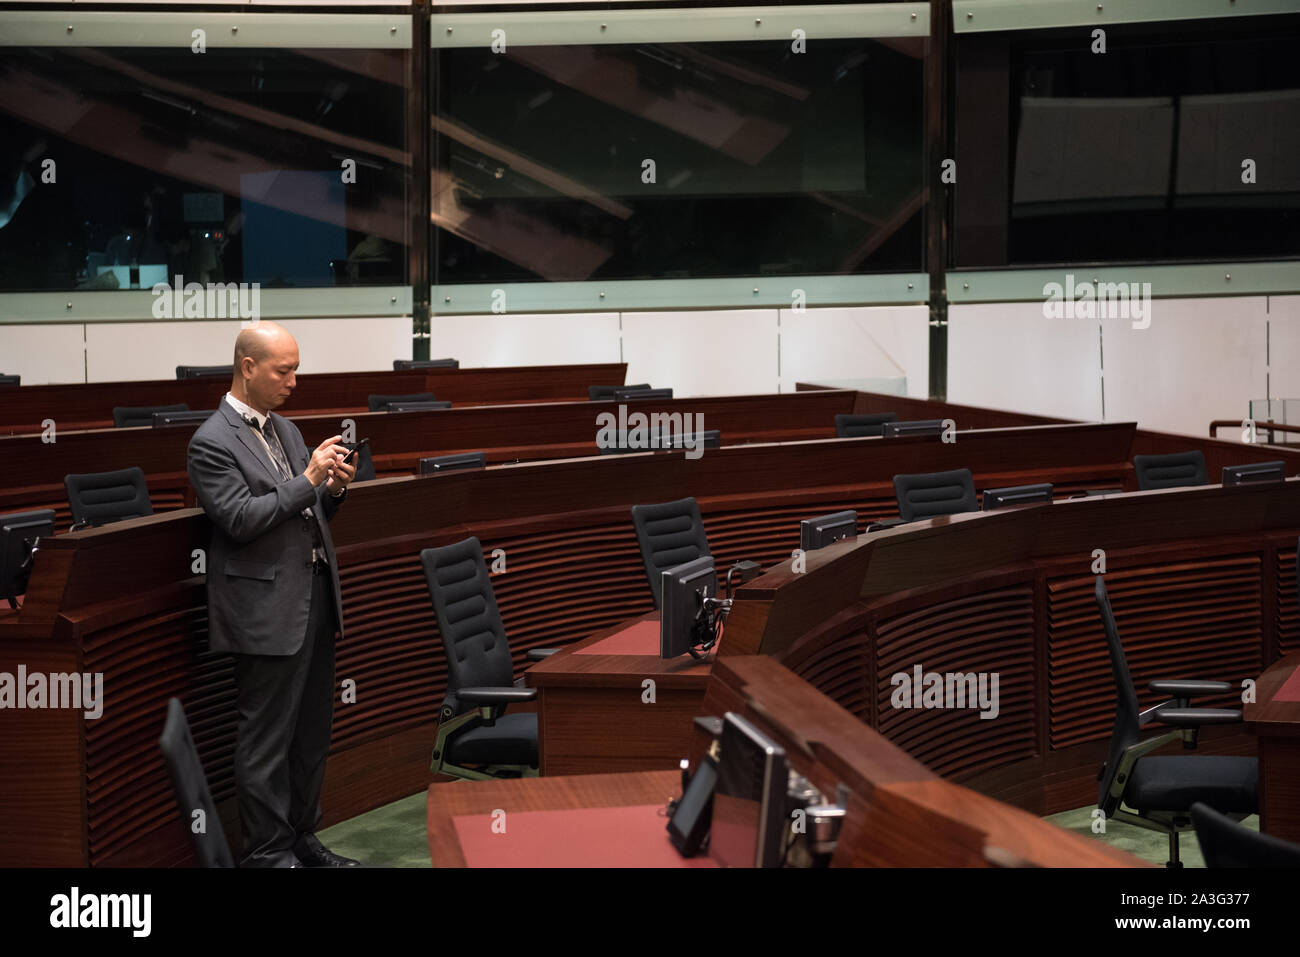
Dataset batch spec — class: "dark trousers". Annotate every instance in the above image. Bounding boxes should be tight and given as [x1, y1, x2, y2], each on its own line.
[232, 566, 337, 867]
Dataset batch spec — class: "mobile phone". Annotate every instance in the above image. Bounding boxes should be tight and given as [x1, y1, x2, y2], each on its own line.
[343, 437, 369, 463]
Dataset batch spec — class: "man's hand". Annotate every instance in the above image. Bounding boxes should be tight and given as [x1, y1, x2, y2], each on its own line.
[325, 452, 357, 496]
[306, 435, 347, 487]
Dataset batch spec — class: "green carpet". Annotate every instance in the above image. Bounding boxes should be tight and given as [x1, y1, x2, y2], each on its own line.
[1045, 806, 1260, 868]
[320, 790, 1260, 868]
[319, 790, 432, 868]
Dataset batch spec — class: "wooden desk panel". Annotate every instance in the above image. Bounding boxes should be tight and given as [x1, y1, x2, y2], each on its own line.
[427, 769, 682, 867]
[1244, 651, 1300, 841]
[0, 363, 627, 434]
[529, 615, 712, 775]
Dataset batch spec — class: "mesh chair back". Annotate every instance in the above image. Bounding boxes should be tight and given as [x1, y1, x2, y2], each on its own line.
[1094, 576, 1141, 814]
[159, 698, 234, 868]
[1192, 801, 1300, 867]
[835, 412, 898, 438]
[64, 467, 154, 527]
[1133, 451, 1209, 491]
[369, 392, 435, 412]
[893, 468, 977, 522]
[631, 497, 711, 608]
[420, 537, 513, 698]
[114, 404, 190, 428]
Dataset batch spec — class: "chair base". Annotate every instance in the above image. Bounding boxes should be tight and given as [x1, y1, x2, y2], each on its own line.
[1107, 806, 1250, 868]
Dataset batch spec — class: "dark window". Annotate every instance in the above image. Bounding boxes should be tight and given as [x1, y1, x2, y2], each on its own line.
[0, 46, 411, 292]
[954, 15, 1300, 267]
[432, 38, 925, 285]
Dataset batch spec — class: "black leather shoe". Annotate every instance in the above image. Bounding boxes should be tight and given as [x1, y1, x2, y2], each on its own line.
[293, 833, 362, 867]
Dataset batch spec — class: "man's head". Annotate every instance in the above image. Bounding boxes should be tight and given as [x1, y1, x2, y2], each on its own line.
[230, 322, 299, 414]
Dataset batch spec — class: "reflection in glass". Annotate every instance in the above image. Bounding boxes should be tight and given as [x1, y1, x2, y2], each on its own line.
[432, 38, 925, 284]
[0, 46, 410, 292]
[1007, 25, 1300, 264]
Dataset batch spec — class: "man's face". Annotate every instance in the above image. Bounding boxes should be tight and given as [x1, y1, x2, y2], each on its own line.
[243, 337, 300, 412]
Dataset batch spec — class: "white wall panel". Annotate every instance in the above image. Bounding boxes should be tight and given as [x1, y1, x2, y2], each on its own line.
[86, 320, 242, 383]
[429, 312, 620, 368]
[620, 309, 778, 397]
[778, 306, 929, 398]
[1101, 297, 1268, 437]
[0, 324, 88, 386]
[1267, 295, 1300, 406]
[276, 317, 410, 374]
[947, 302, 1103, 422]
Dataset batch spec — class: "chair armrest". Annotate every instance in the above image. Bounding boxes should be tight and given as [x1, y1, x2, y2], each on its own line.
[1152, 707, 1242, 727]
[457, 687, 538, 705]
[866, 517, 910, 533]
[1149, 679, 1233, 697]
[526, 648, 560, 661]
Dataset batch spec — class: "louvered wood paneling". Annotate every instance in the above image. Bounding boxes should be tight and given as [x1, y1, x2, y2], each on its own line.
[1279, 543, 1299, 655]
[1047, 558, 1263, 751]
[874, 585, 1036, 780]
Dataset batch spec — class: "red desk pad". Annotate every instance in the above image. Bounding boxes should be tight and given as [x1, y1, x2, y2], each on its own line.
[1274, 666, 1300, 702]
[452, 804, 717, 867]
[574, 619, 661, 655]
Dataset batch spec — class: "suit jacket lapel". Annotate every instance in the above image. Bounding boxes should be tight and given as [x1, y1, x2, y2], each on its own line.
[221, 400, 282, 484]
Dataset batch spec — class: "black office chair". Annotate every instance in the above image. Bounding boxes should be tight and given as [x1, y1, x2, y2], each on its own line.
[1192, 801, 1300, 867]
[113, 404, 191, 428]
[159, 698, 234, 868]
[1133, 451, 1209, 491]
[64, 466, 154, 530]
[393, 358, 459, 370]
[630, 497, 711, 608]
[0, 374, 19, 386]
[835, 412, 898, 438]
[176, 365, 233, 379]
[368, 392, 436, 412]
[420, 537, 557, 782]
[1094, 576, 1257, 867]
[893, 468, 978, 522]
[589, 383, 650, 401]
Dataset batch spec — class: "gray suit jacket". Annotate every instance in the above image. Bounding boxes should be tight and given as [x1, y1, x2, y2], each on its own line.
[187, 399, 346, 656]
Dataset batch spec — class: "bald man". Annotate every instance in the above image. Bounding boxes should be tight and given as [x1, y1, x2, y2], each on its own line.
[186, 323, 360, 867]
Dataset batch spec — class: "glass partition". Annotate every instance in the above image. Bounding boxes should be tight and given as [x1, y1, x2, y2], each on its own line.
[431, 34, 926, 285]
[0, 18, 412, 294]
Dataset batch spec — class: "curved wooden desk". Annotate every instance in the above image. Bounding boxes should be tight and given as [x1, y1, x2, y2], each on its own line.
[2, 424, 1295, 865]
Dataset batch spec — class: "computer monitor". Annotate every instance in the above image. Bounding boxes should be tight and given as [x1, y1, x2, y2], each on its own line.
[0, 509, 55, 606]
[614, 387, 673, 401]
[882, 419, 945, 438]
[664, 430, 722, 451]
[667, 755, 717, 858]
[589, 383, 650, 401]
[659, 556, 717, 659]
[152, 410, 217, 427]
[393, 358, 459, 370]
[388, 401, 452, 412]
[1222, 461, 1286, 486]
[176, 365, 233, 379]
[709, 712, 789, 868]
[418, 451, 486, 476]
[799, 510, 858, 551]
[982, 483, 1054, 510]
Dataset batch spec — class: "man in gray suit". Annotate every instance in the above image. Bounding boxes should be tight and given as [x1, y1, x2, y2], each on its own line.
[187, 322, 359, 867]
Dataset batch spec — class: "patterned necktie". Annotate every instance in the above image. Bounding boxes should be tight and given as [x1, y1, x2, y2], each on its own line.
[246, 416, 293, 481]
